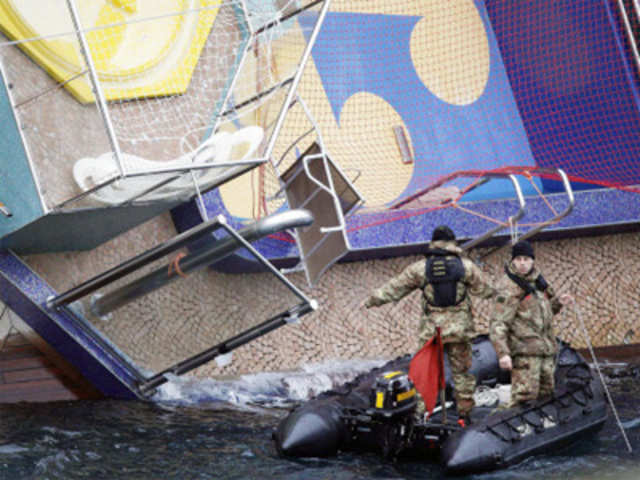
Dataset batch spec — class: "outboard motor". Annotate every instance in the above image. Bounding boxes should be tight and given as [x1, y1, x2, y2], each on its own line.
[369, 371, 417, 417]
[363, 371, 417, 458]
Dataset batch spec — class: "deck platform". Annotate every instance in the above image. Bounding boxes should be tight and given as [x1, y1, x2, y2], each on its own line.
[0, 315, 102, 403]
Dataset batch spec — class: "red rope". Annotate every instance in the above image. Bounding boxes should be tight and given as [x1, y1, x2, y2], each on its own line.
[523, 169, 558, 216]
[168, 252, 188, 278]
[262, 165, 640, 244]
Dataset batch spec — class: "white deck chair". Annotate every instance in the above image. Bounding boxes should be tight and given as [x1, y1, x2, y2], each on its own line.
[73, 126, 264, 205]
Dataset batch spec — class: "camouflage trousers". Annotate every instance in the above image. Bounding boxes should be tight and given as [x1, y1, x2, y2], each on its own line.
[447, 341, 475, 416]
[510, 354, 555, 407]
[414, 341, 475, 417]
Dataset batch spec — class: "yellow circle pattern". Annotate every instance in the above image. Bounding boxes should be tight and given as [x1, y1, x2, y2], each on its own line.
[0, 0, 219, 102]
[410, 0, 489, 105]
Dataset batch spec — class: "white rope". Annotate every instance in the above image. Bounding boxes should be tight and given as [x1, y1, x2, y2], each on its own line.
[571, 301, 633, 453]
[193, 172, 209, 222]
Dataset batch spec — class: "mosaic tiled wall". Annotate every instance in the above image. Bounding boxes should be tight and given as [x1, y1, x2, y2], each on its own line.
[21, 214, 640, 379]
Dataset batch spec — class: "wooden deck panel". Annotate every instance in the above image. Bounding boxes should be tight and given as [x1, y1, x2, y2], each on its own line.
[0, 329, 103, 403]
[579, 343, 640, 363]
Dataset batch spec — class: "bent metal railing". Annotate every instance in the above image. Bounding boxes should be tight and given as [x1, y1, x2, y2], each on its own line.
[89, 210, 314, 317]
[47, 209, 317, 397]
[460, 174, 525, 251]
[137, 301, 316, 396]
[514, 168, 575, 243]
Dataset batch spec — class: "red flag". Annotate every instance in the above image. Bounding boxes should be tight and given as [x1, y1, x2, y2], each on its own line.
[408, 327, 445, 416]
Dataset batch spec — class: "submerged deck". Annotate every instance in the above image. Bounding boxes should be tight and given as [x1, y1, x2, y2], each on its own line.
[0, 314, 102, 403]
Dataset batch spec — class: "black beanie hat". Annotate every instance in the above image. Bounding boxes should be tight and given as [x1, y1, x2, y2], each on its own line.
[432, 225, 456, 242]
[511, 240, 535, 260]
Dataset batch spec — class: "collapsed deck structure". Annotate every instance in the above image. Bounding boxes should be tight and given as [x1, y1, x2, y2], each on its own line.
[0, 1, 640, 400]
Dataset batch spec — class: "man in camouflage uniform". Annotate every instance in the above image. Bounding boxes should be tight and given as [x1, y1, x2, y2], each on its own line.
[364, 225, 495, 424]
[490, 240, 572, 407]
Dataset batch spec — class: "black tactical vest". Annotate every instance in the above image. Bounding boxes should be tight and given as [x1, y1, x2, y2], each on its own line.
[423, 248, 466, 307]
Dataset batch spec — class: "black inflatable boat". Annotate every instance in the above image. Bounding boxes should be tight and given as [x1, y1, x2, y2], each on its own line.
[273, 336, 607, 474]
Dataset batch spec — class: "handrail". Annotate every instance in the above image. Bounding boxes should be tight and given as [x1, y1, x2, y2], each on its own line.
[217, 214, 315, 303]
[116, 157, 268, 206]
[90, 209, 314, 317]
[300, 153, 355, 234]
[54, 174, 123, 211]
[46, 215, 227, 309]
[516, 168, 574, 243]
[138, 301, 316, 395]
[460, 174, 525, 251]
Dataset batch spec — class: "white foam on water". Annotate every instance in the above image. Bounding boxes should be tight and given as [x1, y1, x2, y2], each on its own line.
[0, 444, 29, 454]
[151, 357, 388, 409]
[42, 426, 82, 438]
[34, 451, 72, 474]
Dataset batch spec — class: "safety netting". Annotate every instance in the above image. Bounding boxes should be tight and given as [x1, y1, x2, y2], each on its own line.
[4, 0, 639, 229]
[235, 0, 640, 236]
[0, 0, 324, 211]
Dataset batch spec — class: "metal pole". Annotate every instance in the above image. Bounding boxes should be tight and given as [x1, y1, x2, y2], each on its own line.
[47, 216, 226, 309]
[0, 203, 11, 217]
[616, 0, 640, 74]
[265, 0, 332, 158]
[91, 209, 314, 317]
[219, 221, 315, 304]
[516, 169, 574, 243]
[460, 174, 525, 251]
[64, 0, 125, 175]
[138, 302, 314, 395]
[237, 0, 255, 35]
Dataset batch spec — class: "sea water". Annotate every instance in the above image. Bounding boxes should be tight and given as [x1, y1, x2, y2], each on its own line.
[0, 359, 639, 480]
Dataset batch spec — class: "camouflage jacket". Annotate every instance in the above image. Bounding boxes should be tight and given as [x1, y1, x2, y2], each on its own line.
[490, 263, 563, 358]
[366, 241, 495, 344]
